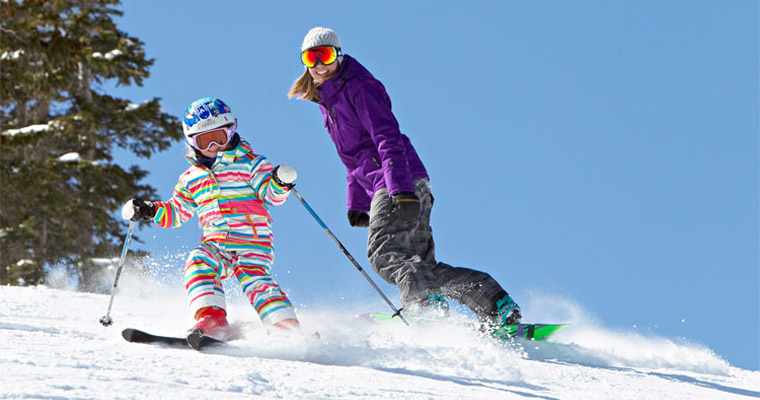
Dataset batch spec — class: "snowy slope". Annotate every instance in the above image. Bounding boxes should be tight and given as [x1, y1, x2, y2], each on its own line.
[1, 281, 758, 400]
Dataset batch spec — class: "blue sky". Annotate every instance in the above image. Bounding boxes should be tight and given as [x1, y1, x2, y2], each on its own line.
[107, 1, 758, 369]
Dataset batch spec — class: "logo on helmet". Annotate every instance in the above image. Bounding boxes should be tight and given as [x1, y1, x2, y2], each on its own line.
[195, 103, 210, 120]
[183, 111, 199, 129]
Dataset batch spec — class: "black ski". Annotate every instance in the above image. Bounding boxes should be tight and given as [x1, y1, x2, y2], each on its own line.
[122, 328, 224, 350]
[122, 328, 187, 346]
[185, 328, 225, 350]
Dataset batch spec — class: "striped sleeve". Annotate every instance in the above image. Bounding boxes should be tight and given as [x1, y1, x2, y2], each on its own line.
[153, 177, 197, 228]
[249, 156, 290, 207]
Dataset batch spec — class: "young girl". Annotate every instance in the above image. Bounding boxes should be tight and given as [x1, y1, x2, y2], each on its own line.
[122, 97, 300, 339]
[288, 27, 522, 330]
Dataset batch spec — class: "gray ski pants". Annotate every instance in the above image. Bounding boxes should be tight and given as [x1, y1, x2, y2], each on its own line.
[367, 178, 507, 321]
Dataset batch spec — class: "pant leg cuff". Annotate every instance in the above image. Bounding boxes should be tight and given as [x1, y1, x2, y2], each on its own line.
[190, 295, 227, 319]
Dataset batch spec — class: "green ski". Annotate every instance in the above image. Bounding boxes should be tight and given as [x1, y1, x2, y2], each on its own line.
[359, 312, 567, 341]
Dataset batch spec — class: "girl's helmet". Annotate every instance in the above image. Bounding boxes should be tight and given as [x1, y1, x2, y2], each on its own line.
[181, 97, 235, 147]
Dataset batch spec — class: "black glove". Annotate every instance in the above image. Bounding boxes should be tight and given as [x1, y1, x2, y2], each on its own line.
[347, 210, 370, 227]
[121, 198, 156, 222]
[272, 164, 296, 189]
[391, 191, 420, 221]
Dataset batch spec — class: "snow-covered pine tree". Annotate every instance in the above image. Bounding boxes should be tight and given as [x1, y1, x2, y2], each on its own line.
[0, 0, 181, 290]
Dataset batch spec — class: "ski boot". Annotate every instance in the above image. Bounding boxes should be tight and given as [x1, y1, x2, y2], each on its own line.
[495, 293, 522, 325]
[427, 292, 450, 318]
[405, 292, 450, 321]
[188, 306, 230, 340]
[489, 293, 522, 339]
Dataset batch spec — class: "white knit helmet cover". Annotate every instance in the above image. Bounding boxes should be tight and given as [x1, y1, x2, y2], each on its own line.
[301, 27, 341, 51]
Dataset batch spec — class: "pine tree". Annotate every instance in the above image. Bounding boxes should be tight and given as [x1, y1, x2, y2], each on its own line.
[0, 0, 181, 290]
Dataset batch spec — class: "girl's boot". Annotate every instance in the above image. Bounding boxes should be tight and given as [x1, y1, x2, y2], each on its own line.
[190, 306, 230, 339]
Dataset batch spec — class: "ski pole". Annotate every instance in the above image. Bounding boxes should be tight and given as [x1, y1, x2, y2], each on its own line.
[290, 187, 409, 325]
[99, 220, 136, 327]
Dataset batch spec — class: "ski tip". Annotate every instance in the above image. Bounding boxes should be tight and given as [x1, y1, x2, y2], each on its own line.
[493, 323, 568, 341]
[121, 328, 190, 347]
[121, 328, 139, 342]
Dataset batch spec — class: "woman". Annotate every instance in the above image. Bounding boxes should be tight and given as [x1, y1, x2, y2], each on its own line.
[288, 27, 521, 329]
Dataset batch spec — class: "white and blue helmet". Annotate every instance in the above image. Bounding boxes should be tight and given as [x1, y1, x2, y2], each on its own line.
[181, 97, 235, 146]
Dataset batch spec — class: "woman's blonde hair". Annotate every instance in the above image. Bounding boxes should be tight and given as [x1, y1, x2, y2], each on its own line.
[288, 70, 320, 103]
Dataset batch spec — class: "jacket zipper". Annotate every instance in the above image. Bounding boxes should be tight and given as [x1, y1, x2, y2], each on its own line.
[331, 108, 339, 130]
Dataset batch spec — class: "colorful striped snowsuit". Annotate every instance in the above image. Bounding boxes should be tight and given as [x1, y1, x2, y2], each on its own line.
[152, 139, 296, 326]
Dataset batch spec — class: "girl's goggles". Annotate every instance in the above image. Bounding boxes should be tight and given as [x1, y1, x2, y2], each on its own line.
[191, 124, 235, 150]
[301, 46, 340, 68]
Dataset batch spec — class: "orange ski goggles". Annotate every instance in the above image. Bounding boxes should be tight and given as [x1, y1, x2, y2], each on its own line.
[190, 125, 234, 150]
[301, 46, 340, 68]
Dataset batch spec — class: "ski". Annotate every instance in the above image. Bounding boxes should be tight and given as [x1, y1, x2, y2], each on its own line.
[122, 328, 187, 346]
[490, 323, 567, 341]
[121, 328, 224, 350]
[185, 328, 225, 350]
[359, 312, 567, 341]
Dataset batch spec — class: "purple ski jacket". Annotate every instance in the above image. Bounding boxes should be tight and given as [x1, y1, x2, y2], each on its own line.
[316, 55, 429, 212]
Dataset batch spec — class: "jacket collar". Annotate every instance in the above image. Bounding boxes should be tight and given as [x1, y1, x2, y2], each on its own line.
[317, 55, 374, 101]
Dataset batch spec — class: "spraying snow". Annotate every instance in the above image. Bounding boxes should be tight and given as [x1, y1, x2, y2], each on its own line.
[1, 261, 757, 399]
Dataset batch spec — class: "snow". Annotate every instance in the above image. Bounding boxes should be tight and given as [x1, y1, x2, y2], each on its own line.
[58, 152, 81, 163]
[1, 279, 758, 399]
[90, 258, 118, 266]
[93, 49, 123, 60]
[1, 49, 24, 60]
[2, 123, 52, 137]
